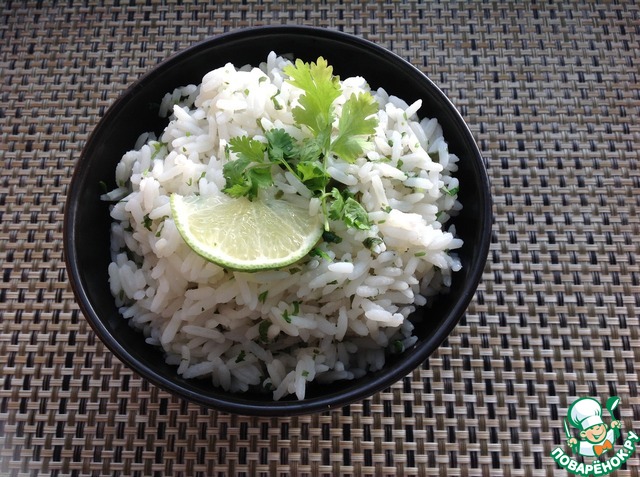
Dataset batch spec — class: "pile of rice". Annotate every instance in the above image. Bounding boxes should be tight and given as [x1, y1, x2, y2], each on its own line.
[104, 52, 463, 400]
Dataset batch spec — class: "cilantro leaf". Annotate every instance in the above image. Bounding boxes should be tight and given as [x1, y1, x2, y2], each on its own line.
[297, 160, 328, 193]
[327, 187, 345, 221]
[330, 92, 379, 162]
[222, 136, 273, 200]
[322, 230, 342, 244]
[363, 236, 383, 250]
[326, 187, 370, 230]
[309, 247, 332, 261]
[265, 128, 296, 164]
[284, 57, 341, 139]
[228, 135, 266, 162]
[342, 197, 371, 230]
[294, 136, 324, 164]
[258, 321, 271, 343]
[443, 185, 460, 196]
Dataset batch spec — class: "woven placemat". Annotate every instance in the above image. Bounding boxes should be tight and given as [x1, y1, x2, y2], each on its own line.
[1, 1, 639, 476]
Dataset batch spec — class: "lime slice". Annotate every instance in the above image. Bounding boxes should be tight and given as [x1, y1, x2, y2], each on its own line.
[170, 194, 323, 271]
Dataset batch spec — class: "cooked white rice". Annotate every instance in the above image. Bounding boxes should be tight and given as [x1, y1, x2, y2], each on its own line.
[105, 52, 463, 400]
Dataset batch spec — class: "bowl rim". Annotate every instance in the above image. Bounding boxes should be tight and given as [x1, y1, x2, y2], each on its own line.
[64, 25, 492, 416]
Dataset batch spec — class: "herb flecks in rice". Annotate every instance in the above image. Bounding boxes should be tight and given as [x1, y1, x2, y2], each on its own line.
[104, 52, 463, 400]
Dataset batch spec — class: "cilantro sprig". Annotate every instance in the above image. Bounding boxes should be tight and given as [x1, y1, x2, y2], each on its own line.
[221, 57, 378, 234]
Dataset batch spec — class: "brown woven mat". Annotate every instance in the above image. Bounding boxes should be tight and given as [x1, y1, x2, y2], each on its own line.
[1, 1, 639, 476]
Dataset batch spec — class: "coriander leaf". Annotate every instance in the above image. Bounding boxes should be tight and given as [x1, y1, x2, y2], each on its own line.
[363, 237, 383, 250]
[258, 320, 271, 343]
[235, 350, 246, 363]
[443, 185, 459, 196]
[282, 310, 291, 324]
[325, 187, 370, 231]
[265, 128, 296, 164]
[294, 136, 324, 164]
[222, 137, 273, 200]
[322, 230, 342, 244]
[309, 247, 332, 261]
[142, 214, 153, 231]
[258, 290, 268, 303]
[228, 135, 267, 163]
[342, 197, 371, 230]
[392, 340, 404, 354]
[283, 57, 341, 138]
[330, 92, 379, 162]
[222, 158, 252, 198]
[297, 160, 328, 193]
[327, 187, 345, 221]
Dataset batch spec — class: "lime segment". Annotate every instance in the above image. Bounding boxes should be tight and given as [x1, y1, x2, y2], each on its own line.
[170, 194, 323, 271]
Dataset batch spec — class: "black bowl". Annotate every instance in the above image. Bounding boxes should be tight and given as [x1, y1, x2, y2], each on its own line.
[64, 26, 492, 416]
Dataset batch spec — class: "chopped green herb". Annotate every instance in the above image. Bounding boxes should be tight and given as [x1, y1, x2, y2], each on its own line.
[292, 301, 300, 315]
[186, 177, 193, 186]
[396, 159, 404, 169]
[342, 196, 371, 230]
[235, 350, 246, 363]
[327, 187, 370, 230]
[309, 247, 331, 261]
[282, 310, 291, 324]
[392, 340, 404, 354]
[155, 221, 164, 237]
[443, 185, 459, 196]
[363, 237, 383, 250]
[381, 205, 392, 213]
[150, 141, 164, 159]
[414, 251, 427, 257]
[301, 370, 309, 377]
[258, 321, 270, 343]
[142, 214, 153, 231]
[258, 290, 269, 303]
[271, 91, 283, 110]
[322, 230, 342, 244]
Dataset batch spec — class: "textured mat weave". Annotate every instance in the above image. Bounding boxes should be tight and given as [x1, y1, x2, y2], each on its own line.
[1, 1, 639, 476]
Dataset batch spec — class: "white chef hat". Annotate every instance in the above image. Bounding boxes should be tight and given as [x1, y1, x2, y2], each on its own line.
[568, 397, 604, 431]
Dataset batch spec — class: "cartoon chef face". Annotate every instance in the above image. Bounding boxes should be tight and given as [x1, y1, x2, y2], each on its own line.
[581, 423, 608, 443]
[568, 397, 608, 443]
